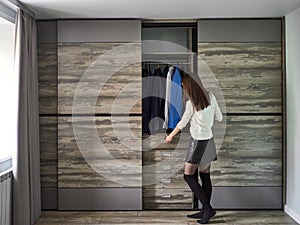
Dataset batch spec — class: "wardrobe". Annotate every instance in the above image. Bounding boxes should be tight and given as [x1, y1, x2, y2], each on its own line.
[37, 19, 283, 210]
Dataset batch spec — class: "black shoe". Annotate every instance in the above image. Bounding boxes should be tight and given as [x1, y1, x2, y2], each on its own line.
[187, 209, 204, 218]
[197, 208, 216, 224]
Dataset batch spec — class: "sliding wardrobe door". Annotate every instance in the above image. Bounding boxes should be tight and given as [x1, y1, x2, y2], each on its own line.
[198, 19, 282, 208]
[58, 20, 142, 210]
[37, 21, 58, 209]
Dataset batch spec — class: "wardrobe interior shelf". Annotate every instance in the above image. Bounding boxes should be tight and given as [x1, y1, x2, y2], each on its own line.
[142, 52, 193, 61]
[142, 52, 193, 55]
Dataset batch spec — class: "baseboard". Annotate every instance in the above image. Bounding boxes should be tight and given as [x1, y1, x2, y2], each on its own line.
[209, 187, 282, 209]
[41, 188, 57, 210]
[285, 205, 300, 224]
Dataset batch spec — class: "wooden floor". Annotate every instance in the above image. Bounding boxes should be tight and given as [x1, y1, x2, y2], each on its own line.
[35, 210, 299, 225]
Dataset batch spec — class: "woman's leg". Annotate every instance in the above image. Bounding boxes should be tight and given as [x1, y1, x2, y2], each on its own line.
[183, 163, 211, 211]
[200, 165, 212, 202]
[184, 162, 198, 175]
[187, 165, 211, 219]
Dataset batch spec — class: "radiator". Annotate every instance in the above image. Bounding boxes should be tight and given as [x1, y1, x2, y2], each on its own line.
[0, 171, 12, 225]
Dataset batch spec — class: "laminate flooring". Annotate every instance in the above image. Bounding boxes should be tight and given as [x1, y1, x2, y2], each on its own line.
[35, 210, 299, 225]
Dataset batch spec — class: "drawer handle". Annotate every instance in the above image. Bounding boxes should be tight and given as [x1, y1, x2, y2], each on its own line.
[161, 178, 171, 184]
[161, 165, 171, 170]
[161, 194, 171, 198]
[162, 152, 171, 157]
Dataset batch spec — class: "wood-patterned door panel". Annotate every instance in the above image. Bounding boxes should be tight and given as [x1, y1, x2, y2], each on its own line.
[211, 115, 282, 186]
[58, 43, 142, 114]
[38, 44, 58, 114]
[197, 22, 283, 208]
[198, 42, 282, 113]
[58, 116, 142, 188]
[39, 117, 58, 188]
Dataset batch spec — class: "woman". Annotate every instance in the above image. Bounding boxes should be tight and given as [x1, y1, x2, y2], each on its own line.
[164, 72, 223, 224]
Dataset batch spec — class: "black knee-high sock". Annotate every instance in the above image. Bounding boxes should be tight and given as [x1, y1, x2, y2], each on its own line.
[200, 172, 212, 202]
[184, 174, 211, 210]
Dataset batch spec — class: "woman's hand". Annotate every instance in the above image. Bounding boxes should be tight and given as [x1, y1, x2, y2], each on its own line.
[164, 127, 181, 143]
[164, 134, 173, 143]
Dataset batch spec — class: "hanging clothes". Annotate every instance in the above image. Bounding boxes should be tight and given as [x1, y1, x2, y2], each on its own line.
[142, 67, 152, 134]
[163, 66, 174, 129]
[149, 67, 165, 134]
[142, 63, 169, 134]
[168, 67, 183, 129]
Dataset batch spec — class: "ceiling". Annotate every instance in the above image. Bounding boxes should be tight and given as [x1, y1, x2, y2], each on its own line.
[18, 0, 300, 20]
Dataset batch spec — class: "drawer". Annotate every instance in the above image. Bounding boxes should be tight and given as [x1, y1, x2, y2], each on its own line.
[142, 137, 188, 174]
[143, 188, 193, 209]
[143, 149, 186, 164]
[143, 173, 188, 189]
[142, 161, 185, 175]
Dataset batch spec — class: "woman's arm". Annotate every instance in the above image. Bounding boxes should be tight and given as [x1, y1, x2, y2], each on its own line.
[165, 100, 193, 143]
[165, 126, 181, 143]
[212, 94, 223, 122]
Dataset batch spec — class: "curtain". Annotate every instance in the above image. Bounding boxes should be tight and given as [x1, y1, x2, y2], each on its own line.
[13, 9, 41, 225]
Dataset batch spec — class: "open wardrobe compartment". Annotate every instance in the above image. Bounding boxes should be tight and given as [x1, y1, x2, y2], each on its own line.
[141, 21, 198, 209]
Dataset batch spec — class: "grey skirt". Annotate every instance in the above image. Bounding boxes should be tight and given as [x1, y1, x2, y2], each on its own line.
[185, 137, 217, 171]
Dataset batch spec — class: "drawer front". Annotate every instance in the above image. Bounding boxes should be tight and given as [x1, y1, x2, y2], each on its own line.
[143, 188, 193, 209]
[143, 149, 186, 165]
[143, 173, 188, 189]
[143, 162, 185, 175]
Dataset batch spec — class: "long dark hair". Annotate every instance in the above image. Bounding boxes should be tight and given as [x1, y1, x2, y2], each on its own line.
[181, 72, 210, 111]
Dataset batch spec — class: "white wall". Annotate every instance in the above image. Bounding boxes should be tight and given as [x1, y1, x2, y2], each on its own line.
[285, 6, 300, 224]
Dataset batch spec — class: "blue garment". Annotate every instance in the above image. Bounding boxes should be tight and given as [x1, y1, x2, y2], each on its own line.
[168, 68, 182, 129]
